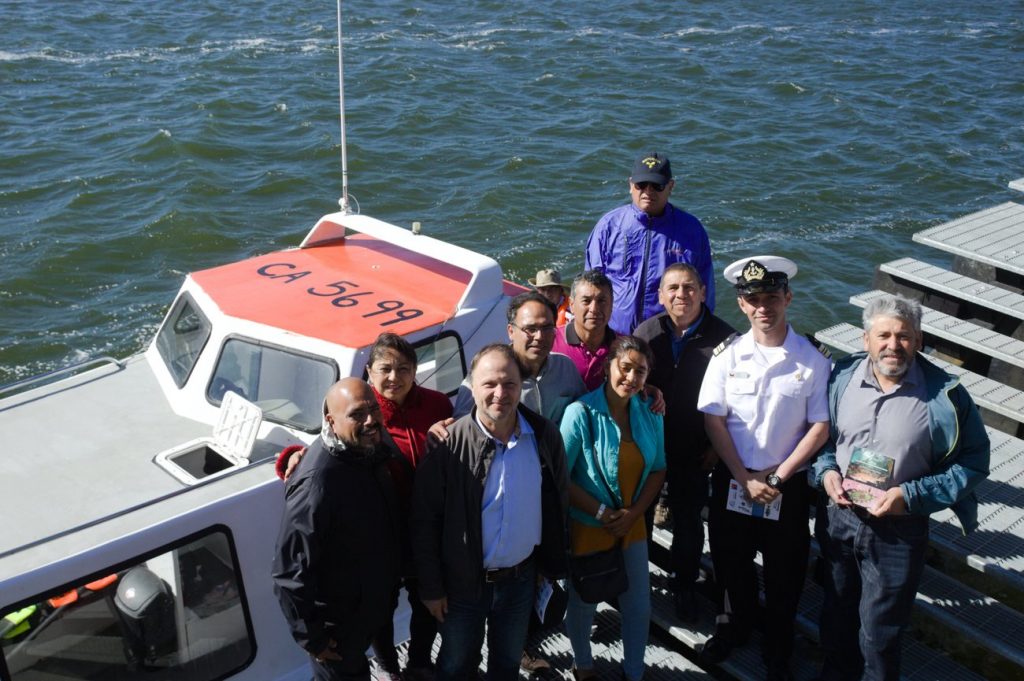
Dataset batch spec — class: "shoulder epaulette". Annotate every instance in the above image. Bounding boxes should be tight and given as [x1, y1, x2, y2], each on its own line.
[713, 333, 739, 357]
[804, 332, 832, 360]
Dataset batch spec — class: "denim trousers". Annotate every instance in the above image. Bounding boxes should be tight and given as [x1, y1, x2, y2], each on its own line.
[435, 562, 535, 681]
[818, 503, 929, 681]
[566, 540, 651, 681]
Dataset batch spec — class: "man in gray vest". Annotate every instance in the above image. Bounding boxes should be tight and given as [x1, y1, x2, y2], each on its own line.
[813, 294, 990, 681]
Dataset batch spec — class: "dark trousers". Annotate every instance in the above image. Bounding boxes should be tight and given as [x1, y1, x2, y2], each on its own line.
[435, 562, 536, 681]
[667, 464, 710, 589]
[818, 504, 929, 681]
[707, 464, 811, 666]
[372, 577, 437, 671]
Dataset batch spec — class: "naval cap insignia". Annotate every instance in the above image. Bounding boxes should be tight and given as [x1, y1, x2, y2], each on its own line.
[742, 260, 767, 282]
[642, 156, 658, 169]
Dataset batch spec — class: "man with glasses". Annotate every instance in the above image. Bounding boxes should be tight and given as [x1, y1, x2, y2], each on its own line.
[586, 151, 715, 334]
[454, 291, 585, 426]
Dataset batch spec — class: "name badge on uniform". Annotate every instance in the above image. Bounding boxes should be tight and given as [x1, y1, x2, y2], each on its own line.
[726, 478, 782, 520]
[727, 371, 756, 395]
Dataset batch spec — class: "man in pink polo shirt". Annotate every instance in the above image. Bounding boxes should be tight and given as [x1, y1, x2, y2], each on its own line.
[552, 270, 618, 391]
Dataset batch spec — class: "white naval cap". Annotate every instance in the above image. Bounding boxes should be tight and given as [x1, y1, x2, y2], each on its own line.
[723, 256, 798, 294]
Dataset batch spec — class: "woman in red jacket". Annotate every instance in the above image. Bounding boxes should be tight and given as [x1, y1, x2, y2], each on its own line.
[276, 333, 452, 681]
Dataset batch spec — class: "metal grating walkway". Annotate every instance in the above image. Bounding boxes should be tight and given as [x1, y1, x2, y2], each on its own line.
[850, 290, 1024, 370]
[388, 594, 710, 679]
[815, 322, 1024, 425]
[880, 257, 1024, 321]
[929, 428, 1024, 588]
[649, 529, 994, 680]
[912, 202, 1024, 276]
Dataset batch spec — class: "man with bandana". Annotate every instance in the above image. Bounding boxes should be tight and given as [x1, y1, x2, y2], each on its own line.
[586, 151, 715, 334]
[696, 256, 831, 681]
[273, 378, 403, 681]
[812, 294, 989, 681]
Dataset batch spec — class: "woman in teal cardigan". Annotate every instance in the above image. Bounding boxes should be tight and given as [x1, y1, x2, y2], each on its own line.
[560, 335, 666, 681]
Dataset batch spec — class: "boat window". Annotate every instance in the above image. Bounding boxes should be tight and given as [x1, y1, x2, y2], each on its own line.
[1, 529, 254, 680]
[207, 337, 337, 432]
[413, 332, 466, 397]
[155, 294, 212, 388]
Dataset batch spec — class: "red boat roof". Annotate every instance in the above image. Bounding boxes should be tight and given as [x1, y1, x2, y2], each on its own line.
[191, 234, 471, 348]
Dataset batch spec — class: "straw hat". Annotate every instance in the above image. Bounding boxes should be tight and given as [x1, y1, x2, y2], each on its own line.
[528, 268, 570, 293]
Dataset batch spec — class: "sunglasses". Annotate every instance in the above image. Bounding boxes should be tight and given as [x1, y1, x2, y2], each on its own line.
[634, 181, 666, 192]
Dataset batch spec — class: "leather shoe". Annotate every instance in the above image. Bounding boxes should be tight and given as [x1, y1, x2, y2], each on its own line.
[700, 623, 749, 664]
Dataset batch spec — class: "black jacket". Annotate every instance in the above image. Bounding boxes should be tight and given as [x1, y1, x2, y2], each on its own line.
[272, 439, 402, 656]
[634, 306, 736, 477]
[411, 405, 569, 602]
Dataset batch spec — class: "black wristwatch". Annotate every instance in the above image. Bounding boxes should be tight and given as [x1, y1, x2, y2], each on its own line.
[766, 473, 782, 490]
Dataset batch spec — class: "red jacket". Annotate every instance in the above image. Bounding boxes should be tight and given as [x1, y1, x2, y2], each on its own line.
[373, 383, 453, 468]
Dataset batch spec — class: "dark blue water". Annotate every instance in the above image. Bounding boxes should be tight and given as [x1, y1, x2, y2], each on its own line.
[2, 0, 1022, 382]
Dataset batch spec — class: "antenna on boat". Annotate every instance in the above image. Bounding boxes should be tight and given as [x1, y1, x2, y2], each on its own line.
[336, 0, 354, 214]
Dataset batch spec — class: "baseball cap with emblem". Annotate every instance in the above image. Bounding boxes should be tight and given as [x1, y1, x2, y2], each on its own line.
[631, 152, 672, 185]
[723, 256, 798, 295]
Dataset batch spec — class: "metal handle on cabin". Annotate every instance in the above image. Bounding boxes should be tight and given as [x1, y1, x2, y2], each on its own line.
[0, 356, 125, 399]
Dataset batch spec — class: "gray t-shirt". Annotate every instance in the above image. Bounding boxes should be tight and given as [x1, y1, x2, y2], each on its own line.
[454, 352, 586, 424]
[835, 357, 932, 487]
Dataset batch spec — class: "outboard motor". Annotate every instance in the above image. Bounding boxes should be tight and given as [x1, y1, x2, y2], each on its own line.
[113, 566, 177, 668]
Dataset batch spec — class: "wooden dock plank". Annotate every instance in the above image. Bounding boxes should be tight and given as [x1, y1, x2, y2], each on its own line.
[913, 202, 1024, 276]
[880, 257, 1024, 321]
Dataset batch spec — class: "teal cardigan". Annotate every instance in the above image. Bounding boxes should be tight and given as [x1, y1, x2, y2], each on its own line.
[559, 384, 666, 528]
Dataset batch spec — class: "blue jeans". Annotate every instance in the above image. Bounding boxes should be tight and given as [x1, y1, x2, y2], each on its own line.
[818, 504, 929, 681]
[566, 540, 650, 681]
[435, 562, 535, 681]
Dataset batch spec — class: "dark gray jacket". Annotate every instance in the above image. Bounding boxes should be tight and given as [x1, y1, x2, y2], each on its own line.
[411, 405, 569, 602]
[272, 440, 402, 656]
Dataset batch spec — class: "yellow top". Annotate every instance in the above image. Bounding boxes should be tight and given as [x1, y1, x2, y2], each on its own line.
[570, 439, 647, 554]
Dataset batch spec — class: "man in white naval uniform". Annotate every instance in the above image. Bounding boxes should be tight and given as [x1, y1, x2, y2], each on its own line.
[696, 256, 831, 681]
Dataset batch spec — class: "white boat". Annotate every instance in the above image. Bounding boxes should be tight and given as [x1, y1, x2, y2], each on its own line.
[0, 203, 523, 678]
[0, 2, 536, 676]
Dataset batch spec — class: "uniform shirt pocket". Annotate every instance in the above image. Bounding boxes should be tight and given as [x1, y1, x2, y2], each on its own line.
[726, 375, 756, 395]
[776, 376, 806, 398]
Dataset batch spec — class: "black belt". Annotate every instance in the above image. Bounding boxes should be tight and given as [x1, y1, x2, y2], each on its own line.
[484, 556, 533, 583]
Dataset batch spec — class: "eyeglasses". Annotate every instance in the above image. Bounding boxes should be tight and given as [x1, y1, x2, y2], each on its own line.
[513, 324, 556, 337]
[634, 181, 666, 192]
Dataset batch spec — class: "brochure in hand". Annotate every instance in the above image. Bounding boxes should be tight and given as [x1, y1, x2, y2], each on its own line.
[842, 447, 894, 508]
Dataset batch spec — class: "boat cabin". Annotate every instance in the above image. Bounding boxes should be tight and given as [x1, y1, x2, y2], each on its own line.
[0, 213, 520, 680]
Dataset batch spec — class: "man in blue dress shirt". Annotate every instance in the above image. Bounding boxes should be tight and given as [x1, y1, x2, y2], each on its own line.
[412, 344, 569, 681]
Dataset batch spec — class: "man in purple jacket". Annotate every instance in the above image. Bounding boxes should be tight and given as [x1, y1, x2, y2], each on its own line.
[586, 151, 714, 334]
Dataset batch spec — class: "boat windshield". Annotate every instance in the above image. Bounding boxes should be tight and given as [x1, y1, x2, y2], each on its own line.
[206, 338, 337, 433]
[155, 294, 212, 388]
